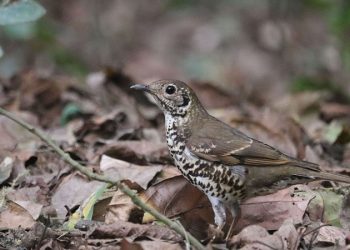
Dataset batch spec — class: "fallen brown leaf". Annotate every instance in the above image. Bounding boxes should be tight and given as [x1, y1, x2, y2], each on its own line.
[98, 140, 170, 165]
[100, 155, 162, 189]
[139, 176, 210, 222]
[0, 201, 35, 229]
[6, 186, 43, 220]
[105, 190, 136, 224]
[51, 173, 104, 219]
[0, 113, 40, 161]
[237, 184, 314, 232]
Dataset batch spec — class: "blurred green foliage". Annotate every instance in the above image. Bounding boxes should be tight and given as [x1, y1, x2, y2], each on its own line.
[0, 0, 45, 25]
[292, 76, 336, 93]
[291, 0, 350, 98]
[292, 75, 350, 103]
[35, 21, 88, 76]
[304, 0, 350, 68]
[60, 103, 83, 126]
[0, 0, 45, 57]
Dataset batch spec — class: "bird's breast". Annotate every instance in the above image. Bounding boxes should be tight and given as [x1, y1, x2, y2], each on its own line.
[164, 114, 246, 203]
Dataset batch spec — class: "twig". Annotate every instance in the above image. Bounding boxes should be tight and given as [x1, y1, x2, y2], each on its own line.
[0, 107, 206, 250]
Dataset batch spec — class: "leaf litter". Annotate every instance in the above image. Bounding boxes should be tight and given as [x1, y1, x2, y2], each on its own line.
[1, 70, 350, 249]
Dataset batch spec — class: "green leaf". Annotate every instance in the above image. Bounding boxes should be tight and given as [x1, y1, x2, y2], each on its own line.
[0, 157, 13, 185]
[3, 22, 36, 40]
[82, 184, 109, 220]
[317, 189, 344, 227]
[323, 120, 343, 144]
[60, 103, 82, 125]
[291, 76, 335, 93]
[0, 0, 46, 25]
[65, 184, 109, 230]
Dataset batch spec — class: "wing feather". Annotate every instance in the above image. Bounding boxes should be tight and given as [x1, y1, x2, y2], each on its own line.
[187, 117, 319, 171]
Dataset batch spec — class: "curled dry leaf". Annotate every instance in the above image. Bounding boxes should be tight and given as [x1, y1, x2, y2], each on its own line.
[139, 176, 210, 223]
[100, 155, 162, 189]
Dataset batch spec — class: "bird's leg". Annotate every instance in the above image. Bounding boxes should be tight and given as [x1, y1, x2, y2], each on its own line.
[225, 201, 240, 240]
[208, 196, 226, 235]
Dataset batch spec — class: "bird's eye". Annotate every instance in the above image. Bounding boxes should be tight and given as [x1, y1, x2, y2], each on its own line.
[165, 85, 176, 95]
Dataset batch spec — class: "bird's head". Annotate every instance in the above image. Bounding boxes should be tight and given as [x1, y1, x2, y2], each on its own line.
[131, 80, 205, 117]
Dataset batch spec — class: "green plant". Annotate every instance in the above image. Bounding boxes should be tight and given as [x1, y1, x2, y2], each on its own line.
[0, 0, 46, 57]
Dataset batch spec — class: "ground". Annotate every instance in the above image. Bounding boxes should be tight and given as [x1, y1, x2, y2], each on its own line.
[1, 1, 350, 249]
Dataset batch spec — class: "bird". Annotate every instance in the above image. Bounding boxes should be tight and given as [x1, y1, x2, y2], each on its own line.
[131, 79, 350, 238]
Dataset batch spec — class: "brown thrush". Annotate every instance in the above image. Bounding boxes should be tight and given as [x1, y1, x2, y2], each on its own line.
[131, 80, 350, 237]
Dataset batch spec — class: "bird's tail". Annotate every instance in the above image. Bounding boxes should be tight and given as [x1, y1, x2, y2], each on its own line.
[311, 171, 350, 184]
[291, 159, 350, 184]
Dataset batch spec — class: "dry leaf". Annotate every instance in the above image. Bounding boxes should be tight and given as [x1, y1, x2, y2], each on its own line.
[99, 140, 170, 165]
[139, 176, 209, 222]
[105, 190, 136, 224]
[303, 225, 346, 247]
[7, 186, 43, 220]
[0, 201, 35, 229]
[100, 155, 162, 189]
[237, 184, 314, 231]
[0, 113, 39, 160]
[229, 224, 284, 250]
[51, 173, 104, 219]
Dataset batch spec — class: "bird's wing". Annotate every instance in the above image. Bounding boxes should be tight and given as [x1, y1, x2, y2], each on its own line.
[186, 118, 319, 171]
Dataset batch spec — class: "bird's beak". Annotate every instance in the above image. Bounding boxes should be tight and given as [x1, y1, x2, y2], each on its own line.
[130, 84, 151, 93]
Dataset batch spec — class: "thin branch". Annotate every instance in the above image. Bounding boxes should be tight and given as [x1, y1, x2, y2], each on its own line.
[0, 107, 205, 250]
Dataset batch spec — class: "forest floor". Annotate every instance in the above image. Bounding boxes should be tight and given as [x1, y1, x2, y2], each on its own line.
[0, 69, 350, 249]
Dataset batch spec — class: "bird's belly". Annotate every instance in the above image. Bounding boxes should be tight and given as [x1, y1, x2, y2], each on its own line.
[172, 147, 246, 203]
